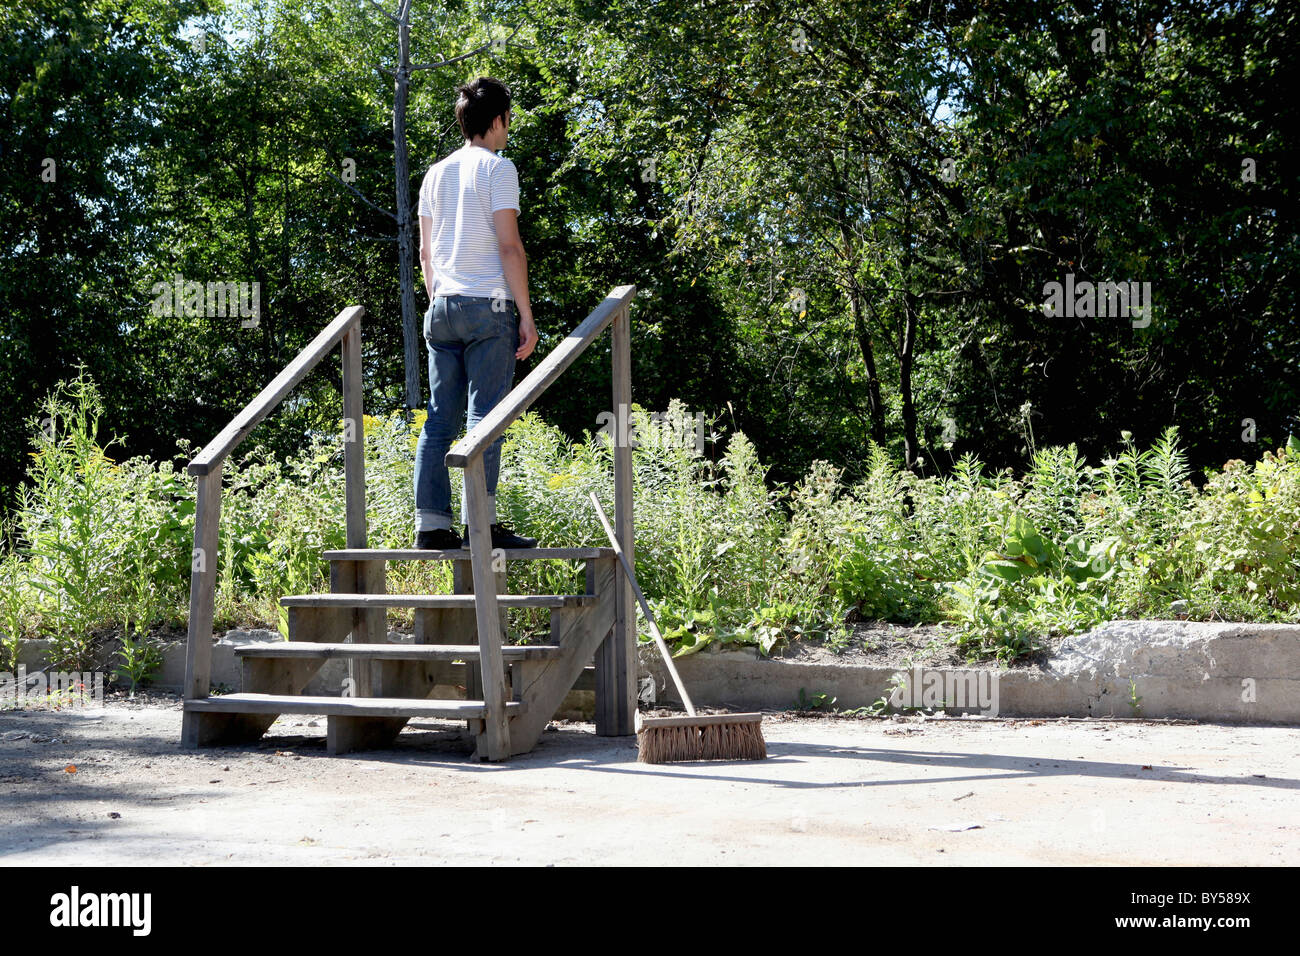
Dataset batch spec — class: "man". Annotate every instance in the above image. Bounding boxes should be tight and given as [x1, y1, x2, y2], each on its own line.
[413, 76, 539, 550]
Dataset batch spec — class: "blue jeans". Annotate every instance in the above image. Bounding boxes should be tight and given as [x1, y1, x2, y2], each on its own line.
[413, 294, 518, 531]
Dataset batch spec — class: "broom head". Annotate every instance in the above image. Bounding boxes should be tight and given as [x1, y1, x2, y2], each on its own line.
[636, 712, 766, 763]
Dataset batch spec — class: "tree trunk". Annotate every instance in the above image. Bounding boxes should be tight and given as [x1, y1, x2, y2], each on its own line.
[393, 8, 419, 411]
[899, 287, 919, 471]
[899, 200, 920, 471]
[830, 152, 887, 449]
[847, 282, 887, 446]
[242, 171, 272, 382]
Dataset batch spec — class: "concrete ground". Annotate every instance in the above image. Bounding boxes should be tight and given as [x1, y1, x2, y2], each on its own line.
[0, 696, 1296, 866]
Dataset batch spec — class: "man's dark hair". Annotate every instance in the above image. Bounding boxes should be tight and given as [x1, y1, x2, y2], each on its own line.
[455, 77, 511, 140]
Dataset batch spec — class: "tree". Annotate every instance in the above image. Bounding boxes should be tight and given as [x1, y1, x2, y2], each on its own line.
[0, 0, 217, 511]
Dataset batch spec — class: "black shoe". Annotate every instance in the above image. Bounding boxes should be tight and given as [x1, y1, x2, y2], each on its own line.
[461, 521, 538, 549]
[414, 528, 463, 550]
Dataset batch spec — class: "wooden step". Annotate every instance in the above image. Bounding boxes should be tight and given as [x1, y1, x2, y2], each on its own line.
[234, 642, 563, 661]
[184, 693, 526, 719]
[280, 593, 597, 609]
[322, 547, 613, 562]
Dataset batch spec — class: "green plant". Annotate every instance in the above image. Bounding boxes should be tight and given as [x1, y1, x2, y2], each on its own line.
[796, 688, 836, 711]
[866, 670, 910, 715]
[115, 568, 165, 694]
[653, 588, 730, 657]
[837, 705, 875, 716]
[820, 615, 854, 654]
[115, 632, 164, 695]
[737, 601, 802, 655]
[832, 540, 921, 622]
[21, 372, 123, 669]
[0, 545, 27, 672]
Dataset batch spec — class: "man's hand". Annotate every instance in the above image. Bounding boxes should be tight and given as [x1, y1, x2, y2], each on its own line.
[494, 207, 537, 360]
[516, 313, 538, 360]
[419, 213, 434, 301]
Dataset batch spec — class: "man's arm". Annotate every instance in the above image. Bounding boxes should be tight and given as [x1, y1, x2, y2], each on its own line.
[419, 213, 434, 301]
[493, 207, 538, 361]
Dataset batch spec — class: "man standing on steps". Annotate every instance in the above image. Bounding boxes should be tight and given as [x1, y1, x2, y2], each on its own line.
[413, 76, 539, 551]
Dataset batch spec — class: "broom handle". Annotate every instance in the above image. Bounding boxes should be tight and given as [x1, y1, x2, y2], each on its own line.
[589, 491, 697, 717]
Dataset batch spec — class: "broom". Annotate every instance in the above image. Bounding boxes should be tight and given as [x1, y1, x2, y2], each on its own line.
[589, 491, 766, 763]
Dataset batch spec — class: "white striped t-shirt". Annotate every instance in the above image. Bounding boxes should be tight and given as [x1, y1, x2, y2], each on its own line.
[417, 145, 520, 299]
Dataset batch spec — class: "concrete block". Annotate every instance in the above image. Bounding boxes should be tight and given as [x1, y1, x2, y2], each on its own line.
[636, 621, 1300, 723]
[12, 619, 1300, 723]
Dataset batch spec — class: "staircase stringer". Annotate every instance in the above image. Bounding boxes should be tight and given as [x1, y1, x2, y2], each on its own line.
[505, 556, 619, 756]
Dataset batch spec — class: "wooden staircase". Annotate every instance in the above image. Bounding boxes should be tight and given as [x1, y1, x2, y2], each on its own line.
[180, 287, 639, 761]
[185, 546, 622, 759]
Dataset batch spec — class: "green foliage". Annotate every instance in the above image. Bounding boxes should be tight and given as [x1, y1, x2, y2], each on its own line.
[0, 541, 26, 673]
[114, 534, 170, 692]
[115, 632, 165, 694]
[1175, 442, 1300, 618]
[5, 383, 1300, 674]
[18, 371, 190, 669]
[796, 689, 837, 712]
[7, 0, 1295, 524]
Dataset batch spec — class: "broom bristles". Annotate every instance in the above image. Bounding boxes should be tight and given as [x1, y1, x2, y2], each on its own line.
[637, 718, 766, 763]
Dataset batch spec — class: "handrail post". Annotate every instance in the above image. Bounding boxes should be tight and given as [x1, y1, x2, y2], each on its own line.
[436, 284, 635, 755]
[342, 322, 367, 550]
[596, 301, 637, 736]
[181, 464, 223, 747]
[464, 457, 510, 760]
[180, 305, 364, 749]
[341, 321, 383, 693]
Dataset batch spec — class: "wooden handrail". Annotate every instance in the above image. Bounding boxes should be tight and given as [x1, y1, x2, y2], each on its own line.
[181, 305, 368, 746]
[445, 285, 636, 468]
[442, 284, 638, 760]
[189, 306, 365, 476]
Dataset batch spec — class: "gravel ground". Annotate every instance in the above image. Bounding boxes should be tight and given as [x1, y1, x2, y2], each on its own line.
[1, 693, 1296, 866]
